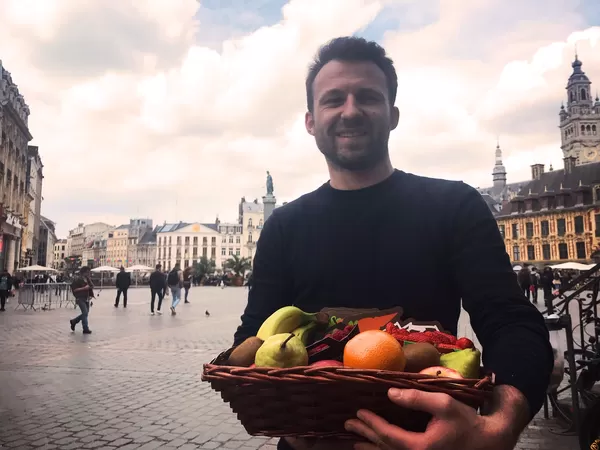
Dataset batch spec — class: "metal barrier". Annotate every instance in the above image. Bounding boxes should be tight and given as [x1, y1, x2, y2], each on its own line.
[15, 283, 76, 311]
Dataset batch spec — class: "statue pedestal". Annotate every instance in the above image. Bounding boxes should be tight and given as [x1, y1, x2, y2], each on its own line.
[263, 194, 276, 223]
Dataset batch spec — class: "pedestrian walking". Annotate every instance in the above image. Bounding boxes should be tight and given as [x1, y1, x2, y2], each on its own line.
[69, 266, 93, 334]
[541, 266, 554, 314]
[530, 266, 539, 304]
[0, 269, 13, 311]
[149, 264, 166, 315]
[183, 266, 193, 303]
[114, 266, 131, 308]
[167, 263, 183, 315]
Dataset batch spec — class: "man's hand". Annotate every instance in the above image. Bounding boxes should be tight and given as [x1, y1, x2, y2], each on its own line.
[344, 388, 522, 450]
[284, 437, 358, 450]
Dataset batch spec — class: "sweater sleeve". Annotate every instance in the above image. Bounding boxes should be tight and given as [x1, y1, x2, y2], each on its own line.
[449, 183, 554, 420]
[233, 211, 292, 346]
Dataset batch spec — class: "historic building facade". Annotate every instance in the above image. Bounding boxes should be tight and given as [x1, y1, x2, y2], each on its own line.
[0, 60, 32, 272]
[478, 56, 600, 265]
[156, 222, 221, 271]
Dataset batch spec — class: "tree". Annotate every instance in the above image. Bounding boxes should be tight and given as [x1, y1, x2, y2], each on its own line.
[194, 256, 216, 279]
[223, 254, 252, 277]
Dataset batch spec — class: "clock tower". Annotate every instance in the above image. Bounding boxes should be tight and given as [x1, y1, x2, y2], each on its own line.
[559, 55, 600, 165]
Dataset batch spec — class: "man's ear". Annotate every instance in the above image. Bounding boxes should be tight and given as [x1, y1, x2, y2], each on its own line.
[305, 111, 315, 136]
[390, 106, 400, 130]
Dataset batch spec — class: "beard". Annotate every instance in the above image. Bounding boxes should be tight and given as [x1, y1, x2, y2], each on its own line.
[314, 121, 390, 171]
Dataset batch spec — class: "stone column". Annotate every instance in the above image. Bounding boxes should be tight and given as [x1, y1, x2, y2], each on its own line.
[262, 194, 276, 223]
[6, 237, 16, 273]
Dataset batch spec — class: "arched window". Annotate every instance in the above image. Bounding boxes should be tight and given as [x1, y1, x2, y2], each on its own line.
[587, 125, 592, 133]
[571, 91, 576, 102]
[582, 124, 586, 134]
[581, 89, 587, 101]
[593, 125, 597, 135]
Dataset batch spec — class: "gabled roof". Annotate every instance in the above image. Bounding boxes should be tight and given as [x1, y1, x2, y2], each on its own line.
[115, 224, 129, 230]
[138, 227, 158, 245]
[156, 222, 190, 233]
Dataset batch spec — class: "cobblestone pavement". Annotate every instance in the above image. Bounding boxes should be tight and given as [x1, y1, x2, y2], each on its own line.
[0, 287, 577, 449]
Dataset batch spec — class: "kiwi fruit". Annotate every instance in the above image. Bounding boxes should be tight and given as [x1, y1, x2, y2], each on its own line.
[228, 337, 264, 367]
[403, 343, 441, 373]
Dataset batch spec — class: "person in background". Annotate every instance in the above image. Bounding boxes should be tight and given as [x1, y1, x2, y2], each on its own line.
[149, 264, 166, 315]
[0, 269, 13, 311]
[540, 266, 555, 315]
[114, 266, 131, 308]
[69, 266, 93, 334]
[167, 263, 183, 315]
[517, 265, 532, 302]
[529, 266, 539, 304]
[183, 266, 193, 304]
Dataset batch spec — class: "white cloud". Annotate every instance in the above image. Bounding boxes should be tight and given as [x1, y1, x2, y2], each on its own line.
[1, 0, 599, 236]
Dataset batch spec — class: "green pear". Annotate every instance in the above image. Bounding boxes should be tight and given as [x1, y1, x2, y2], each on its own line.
[254, 333, 309, 368]
[439, 348, 481, 379]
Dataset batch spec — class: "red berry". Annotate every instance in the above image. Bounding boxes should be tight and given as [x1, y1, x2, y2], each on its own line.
[456, 337, 475, 349]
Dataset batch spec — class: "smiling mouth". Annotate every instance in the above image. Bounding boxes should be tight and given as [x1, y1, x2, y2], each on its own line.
[335, 130, 368, 138]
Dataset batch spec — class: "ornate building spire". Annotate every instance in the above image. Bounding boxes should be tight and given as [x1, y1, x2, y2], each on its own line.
[492, 141, 507, 189]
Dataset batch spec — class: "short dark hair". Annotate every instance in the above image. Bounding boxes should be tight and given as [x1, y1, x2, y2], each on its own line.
[80, 266, 90, 275]
[305, 36, 398, 112]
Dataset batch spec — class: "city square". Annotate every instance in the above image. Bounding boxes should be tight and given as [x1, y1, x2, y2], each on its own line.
[0, 286, 578, 450]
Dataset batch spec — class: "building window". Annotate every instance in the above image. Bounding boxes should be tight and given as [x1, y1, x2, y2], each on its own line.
[211, 237, 216, 245]
[540, 220, 549, 237]
[525, 222, 534, 239]
[236, 249, 240, 256]
[574, 215, 584, 234]
[185, 237, 190, 245]
[511, 223, 518, 238]
[176, 236, 181, 245]
[221, 248, 226, 256]
[193, 237, 198, 245]
[193, 247, 197, 257]
[557, 218, 566, 236]
[248, 233, 253, 243]
[184, 260, 189, 268]
[236, 236, 241, 244]
[222, 236, 227, 243]
[229, 248, 233, 255]
[203, 247, 207, 257]
[542, 244, 551, 260]
[203, 237, 207, 246]
[211, 247, 216, 258]
[229, 236, 234, 243]
[512, 245, 520, 261]
[498, 224, 505, 239]
[558, 243, 568, 260]
[527, 245, 535, 260]
[576, 242, 586, 259]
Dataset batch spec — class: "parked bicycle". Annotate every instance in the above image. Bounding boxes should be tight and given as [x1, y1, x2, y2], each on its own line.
[543, 263, 600, 450]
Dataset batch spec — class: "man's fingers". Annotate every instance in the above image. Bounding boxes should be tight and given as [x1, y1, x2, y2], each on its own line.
[388, 388, 456, 418]
[346, 411, 421, 449]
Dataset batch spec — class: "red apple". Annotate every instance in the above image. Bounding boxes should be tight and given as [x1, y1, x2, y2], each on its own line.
[456, 337, 475, 350]
[419, 366, 464, 379]
[310, 360, 344, 368]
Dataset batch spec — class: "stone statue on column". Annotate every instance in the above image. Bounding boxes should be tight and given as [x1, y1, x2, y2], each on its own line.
[266, 171, 274, 196]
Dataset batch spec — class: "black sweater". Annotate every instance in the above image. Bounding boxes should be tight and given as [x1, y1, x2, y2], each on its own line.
[234, 170, 553, 422]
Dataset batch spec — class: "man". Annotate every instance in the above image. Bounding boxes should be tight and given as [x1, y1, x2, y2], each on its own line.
[0, 269, 13, 311]
[149, 264, 167, 315]
[114, 266, 131, 308]
[530, 266, 540, 304]
[167, 263, 183, 315]
[70, 266, 93, 334]
[234, 37, 554, 450]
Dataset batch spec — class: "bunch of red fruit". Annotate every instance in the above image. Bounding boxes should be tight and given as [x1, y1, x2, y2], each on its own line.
[307, 324, 355, 357]
[384, 323, 474, 351]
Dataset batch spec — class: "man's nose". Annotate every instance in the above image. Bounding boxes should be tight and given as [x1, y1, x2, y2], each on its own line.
[340, 95, 361, 119]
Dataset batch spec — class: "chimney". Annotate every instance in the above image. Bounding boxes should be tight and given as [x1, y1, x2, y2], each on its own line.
[531, 164, 545, 180]
[564, 156, 577, 174]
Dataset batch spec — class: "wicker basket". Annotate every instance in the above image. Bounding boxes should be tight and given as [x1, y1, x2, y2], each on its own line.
[202, 348, 494, 440]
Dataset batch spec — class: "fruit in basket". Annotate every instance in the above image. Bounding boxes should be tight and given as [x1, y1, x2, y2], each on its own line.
[256, 306, 328, 341]
[419, 366, 464, 379]
[310, 360, 343, 368]
[291, 322, 318, 346]
[456, 337, 475, 349]
[343, 330, 406, 371]
[439, 348, 481, 379]
[228, 337, 264, 367]
[402, 343, 441, 373]
[254, 333, 309, 368]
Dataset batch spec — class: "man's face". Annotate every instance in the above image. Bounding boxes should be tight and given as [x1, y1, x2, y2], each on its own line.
[305, 60, 399, 171]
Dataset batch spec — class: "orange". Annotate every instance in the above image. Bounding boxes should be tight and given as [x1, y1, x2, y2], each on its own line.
[343, 330, 406, 371]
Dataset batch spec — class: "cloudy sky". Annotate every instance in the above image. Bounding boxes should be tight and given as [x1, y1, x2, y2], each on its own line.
[1, 0, 599, 237]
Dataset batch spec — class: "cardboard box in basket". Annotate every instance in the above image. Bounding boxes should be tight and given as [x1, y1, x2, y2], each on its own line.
[201, 306, 494, 440]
